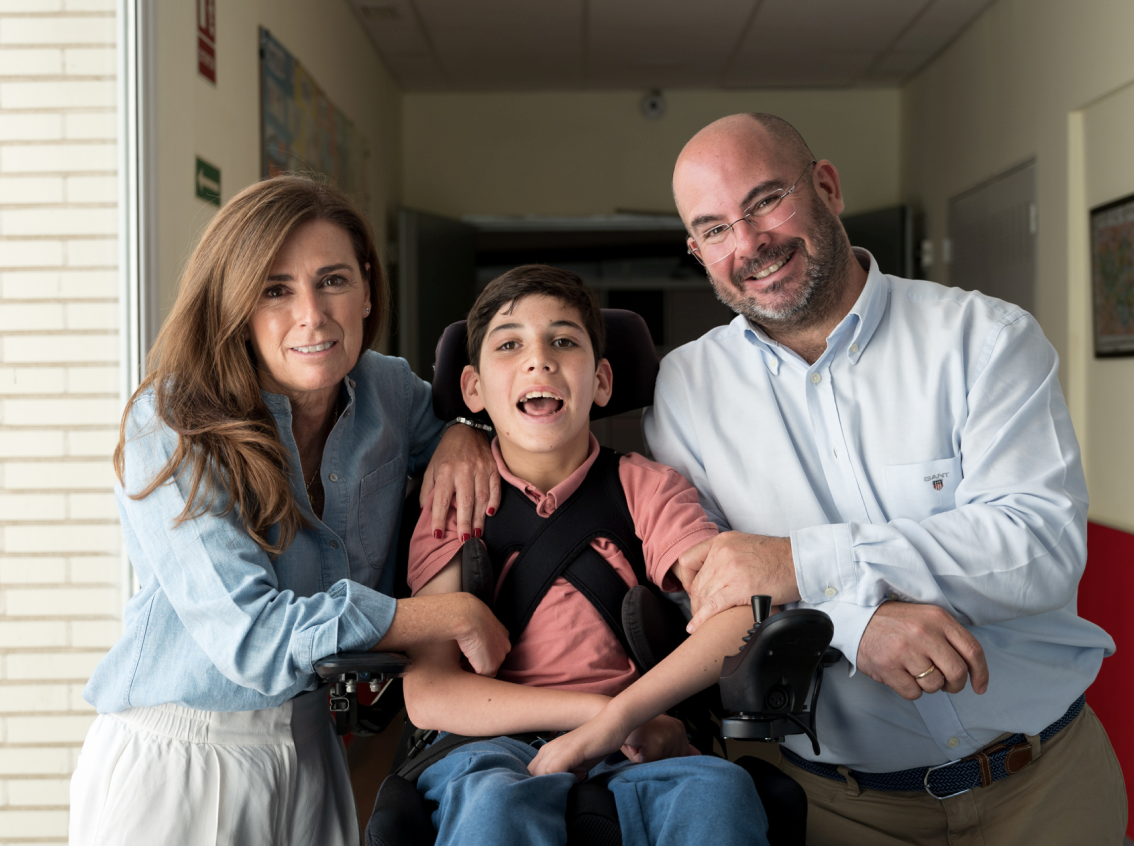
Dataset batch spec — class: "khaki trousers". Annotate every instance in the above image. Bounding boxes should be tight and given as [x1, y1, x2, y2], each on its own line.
[779, 705, 1127, 846]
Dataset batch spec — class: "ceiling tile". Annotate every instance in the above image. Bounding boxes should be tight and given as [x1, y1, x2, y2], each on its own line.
[752, 0, 931, 28]
[748, 0, 931, 52]
[382, 54, 451, 90]
[587, 26, 736, 81]
[429, 26, 583, 61]
[890, 0, 996, 53]
[588, 0, 758, 31]
[352, 0, 987, 92]
[724, 50, 877, 88]
[362, 22, 433, 57]
[866, 49, 931, 78]
[429, 26, 584, 90]
[413, 0, 582, 30]
[443, 63, 586, 91]
[351, 0, 432, 55]
[584, 64, 723, 90]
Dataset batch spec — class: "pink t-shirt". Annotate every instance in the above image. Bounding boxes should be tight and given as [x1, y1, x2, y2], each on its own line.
[408, 434, 718, 697]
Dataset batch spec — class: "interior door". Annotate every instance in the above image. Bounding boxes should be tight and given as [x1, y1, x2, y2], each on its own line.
[947, 161, 1037, 313]
[397, 209, 478, 379]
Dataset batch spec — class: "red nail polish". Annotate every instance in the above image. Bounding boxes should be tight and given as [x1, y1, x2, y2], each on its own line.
[461, 533, 471, 542]
[474, 528, 482, 538]
[487, 507, 496, 516]
[434, 529, 443, 539]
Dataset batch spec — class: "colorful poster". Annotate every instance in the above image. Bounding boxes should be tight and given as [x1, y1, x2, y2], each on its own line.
[1091, 194, 1134, 356]
[260, 28, 368, 208]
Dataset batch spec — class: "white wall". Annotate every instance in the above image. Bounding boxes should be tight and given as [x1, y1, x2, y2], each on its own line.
[403, 88, 902, 219]
[152, 0, 402, 335]
[1079, 83, 1134, 533]
[0, 1, 120, 839]
[901, 0, 1134, 531]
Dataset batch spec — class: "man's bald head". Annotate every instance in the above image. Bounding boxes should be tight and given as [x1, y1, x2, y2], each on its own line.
[746, 113, 815, 170]
[670, 112, 858, 339]
[673, 113, 814, 220]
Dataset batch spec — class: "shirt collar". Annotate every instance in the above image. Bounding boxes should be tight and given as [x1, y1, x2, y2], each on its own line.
[742, 247, 890, 371]
[843, 248, 889, 364]
[259, 372, 358, 418]
[492, 432, 601, 518]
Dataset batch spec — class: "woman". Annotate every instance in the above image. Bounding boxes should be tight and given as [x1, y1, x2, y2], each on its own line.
[69, 176, 508, 846]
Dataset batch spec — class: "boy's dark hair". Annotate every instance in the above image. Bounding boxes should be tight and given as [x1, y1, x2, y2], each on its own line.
[466, 264, 606, 368]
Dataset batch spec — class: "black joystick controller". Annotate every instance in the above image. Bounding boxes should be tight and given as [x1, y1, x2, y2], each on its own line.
[719, 595, 841, 755]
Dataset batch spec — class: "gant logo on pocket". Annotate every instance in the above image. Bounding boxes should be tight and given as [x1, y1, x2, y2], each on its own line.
[925, 472, 949, 491]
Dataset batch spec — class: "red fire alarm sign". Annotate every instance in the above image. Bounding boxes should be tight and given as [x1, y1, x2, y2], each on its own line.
[198, 0, 216, 84]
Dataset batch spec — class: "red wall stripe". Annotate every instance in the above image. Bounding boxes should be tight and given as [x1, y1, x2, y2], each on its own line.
[1081, 521, 1134, 838]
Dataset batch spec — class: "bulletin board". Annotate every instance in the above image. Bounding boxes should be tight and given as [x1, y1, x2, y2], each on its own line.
[1091, 192, 1134, 356]
[259, 28, 369, 208]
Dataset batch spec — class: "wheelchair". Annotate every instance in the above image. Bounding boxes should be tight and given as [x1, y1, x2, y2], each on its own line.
[315, 310, 843, 846]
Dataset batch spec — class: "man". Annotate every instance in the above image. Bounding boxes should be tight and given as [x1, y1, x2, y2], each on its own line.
[644, 113, 1124, 844]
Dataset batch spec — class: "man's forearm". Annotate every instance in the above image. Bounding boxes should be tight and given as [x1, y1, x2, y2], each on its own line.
[792, 503, 1085, 627]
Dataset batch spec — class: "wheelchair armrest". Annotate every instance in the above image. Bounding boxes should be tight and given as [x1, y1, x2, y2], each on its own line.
[314, 651, 411, 683]
[315, 652, 412, 737]
[718, 600, 836, 754]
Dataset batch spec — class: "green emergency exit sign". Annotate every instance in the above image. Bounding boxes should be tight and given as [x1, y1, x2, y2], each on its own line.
[195, 157, 221, 206]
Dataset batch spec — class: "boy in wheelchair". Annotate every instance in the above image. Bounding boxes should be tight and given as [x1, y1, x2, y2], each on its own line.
[400, 264, 771, 846]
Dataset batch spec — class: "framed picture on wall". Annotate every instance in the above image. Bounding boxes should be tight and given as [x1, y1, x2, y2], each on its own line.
[1090, 193, 1134, 356]
[259, 28, 369, 209]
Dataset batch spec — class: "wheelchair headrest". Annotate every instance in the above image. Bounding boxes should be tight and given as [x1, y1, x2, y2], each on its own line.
[431, 309, 660, 424]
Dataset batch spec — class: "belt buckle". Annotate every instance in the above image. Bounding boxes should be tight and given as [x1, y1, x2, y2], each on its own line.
[923, 760, 973, 800]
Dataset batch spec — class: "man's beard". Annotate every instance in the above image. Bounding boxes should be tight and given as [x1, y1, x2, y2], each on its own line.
[709, 196, 851, 333]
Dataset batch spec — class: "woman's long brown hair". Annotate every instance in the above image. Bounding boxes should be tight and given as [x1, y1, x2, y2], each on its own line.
[114, 176, 387, 556]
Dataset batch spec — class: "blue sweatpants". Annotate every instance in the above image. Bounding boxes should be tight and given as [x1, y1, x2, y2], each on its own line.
[417, 735, 769, 846]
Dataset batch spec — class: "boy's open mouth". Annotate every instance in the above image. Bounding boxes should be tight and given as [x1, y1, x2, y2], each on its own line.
[518, 391, 564, 417]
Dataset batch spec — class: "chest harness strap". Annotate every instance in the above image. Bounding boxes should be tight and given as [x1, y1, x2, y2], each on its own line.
[395, 448, 691, 779]
[479, 447, 648, 669]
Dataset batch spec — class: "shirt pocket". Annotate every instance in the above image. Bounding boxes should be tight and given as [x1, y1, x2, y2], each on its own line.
[358, 456, 408, 569]
[883, 456, 962, 522]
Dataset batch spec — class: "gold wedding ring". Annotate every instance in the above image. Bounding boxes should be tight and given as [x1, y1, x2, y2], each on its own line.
[913, 664, 937, 680]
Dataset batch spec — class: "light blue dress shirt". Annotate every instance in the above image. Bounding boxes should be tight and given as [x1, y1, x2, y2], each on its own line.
[644, 250, 1114, 772]
[84, 351, 444, 714]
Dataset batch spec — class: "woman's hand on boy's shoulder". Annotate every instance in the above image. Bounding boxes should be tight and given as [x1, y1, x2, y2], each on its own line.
[421, 423, 501, 541]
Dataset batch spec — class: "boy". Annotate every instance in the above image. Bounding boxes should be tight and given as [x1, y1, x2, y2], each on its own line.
[403, 265, 768, 846]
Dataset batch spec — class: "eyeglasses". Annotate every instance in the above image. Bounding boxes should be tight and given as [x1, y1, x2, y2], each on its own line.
[687, 160, 817, 266]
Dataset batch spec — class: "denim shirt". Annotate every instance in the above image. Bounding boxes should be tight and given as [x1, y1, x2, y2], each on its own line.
[84, 351, 444, 713]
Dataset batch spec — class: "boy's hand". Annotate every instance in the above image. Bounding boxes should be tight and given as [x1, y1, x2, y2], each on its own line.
[527, 711, 693, 779]
[619, 714, 696, 764]
[421, 424, 501, 542]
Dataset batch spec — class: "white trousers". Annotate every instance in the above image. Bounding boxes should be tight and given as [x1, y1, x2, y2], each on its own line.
[68, 690, 358, 846]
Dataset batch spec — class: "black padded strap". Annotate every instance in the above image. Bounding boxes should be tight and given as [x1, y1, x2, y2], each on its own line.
[486, 449, 645, 646]
[561, 547, 639, 664]
[596, 450, 648, 586]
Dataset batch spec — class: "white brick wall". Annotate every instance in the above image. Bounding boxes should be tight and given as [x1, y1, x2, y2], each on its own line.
[0, 4, 118, 839]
